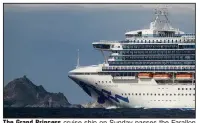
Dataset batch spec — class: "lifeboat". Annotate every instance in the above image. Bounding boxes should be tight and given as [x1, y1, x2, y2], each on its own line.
[153, 74, 171, 80]
[138, 73, 153, 79]
[176, 74, 193, 80]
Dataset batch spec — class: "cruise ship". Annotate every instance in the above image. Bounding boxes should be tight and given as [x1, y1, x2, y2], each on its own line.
[68, 8, 195, 109]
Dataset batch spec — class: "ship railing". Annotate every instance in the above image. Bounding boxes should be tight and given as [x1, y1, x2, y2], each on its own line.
[124, 37, 195, 43]
[102, 66, 195, 71]
[99, 40, 120, 43]
[126, 34, 195, 38]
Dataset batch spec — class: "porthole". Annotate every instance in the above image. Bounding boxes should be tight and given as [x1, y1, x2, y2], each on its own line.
[166, 94, 168, 96]
[182, 94, 184, 96]
[135, 93, 137, 96]
[185, 94, 187, 96]
[182, 88, 184, 90]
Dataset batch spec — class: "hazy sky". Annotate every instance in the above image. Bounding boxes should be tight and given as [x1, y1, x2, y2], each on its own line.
[4, 4, 195, 104]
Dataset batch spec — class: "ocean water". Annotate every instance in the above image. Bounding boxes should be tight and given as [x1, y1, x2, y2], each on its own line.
[4, 108, 195, 118]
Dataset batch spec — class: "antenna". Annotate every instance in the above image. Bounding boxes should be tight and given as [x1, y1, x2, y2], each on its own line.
[76, 49, 80, 68]
[153, 6, 171, 30]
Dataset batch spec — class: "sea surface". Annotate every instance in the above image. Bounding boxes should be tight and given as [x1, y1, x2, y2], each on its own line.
[4, 108, 195, 118]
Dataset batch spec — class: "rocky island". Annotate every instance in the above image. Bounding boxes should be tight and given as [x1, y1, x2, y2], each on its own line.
[4, 76, 110, 108]
[4, 76, 82, 108]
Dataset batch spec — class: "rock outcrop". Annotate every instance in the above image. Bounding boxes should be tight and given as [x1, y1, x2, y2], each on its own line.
[3, 76, 82, 108]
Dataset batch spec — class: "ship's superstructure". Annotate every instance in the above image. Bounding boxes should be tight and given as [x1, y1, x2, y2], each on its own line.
[68, 8, 195, 108]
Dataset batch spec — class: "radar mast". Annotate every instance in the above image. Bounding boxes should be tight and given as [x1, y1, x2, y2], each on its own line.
[151, 7, 172, 30]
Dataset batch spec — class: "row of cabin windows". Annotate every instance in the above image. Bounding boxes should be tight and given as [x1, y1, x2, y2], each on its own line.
[122, 93, 195, 96]
[120, 39, 195, 43]
[96, 81, 196, 89]
[113, 55, 195, 61]
[123, 44, 178, 49]
[103, 66, 195, 71]
[114, 50, 195, 55]
[104, 66, 195, 69]
[108, 61, 195, 66]
[69, 72, 195, 77]
[178, 88, 195, 90]
[122, 44, 195, 49]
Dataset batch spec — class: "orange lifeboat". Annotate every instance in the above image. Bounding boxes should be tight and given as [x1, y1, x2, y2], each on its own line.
[176, 74, 193, 80]
[153, 74, 171, 80]
[138, 73, 153, 79]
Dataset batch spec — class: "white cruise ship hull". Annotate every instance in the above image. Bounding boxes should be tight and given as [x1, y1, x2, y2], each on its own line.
[69, 73, 195, 109]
